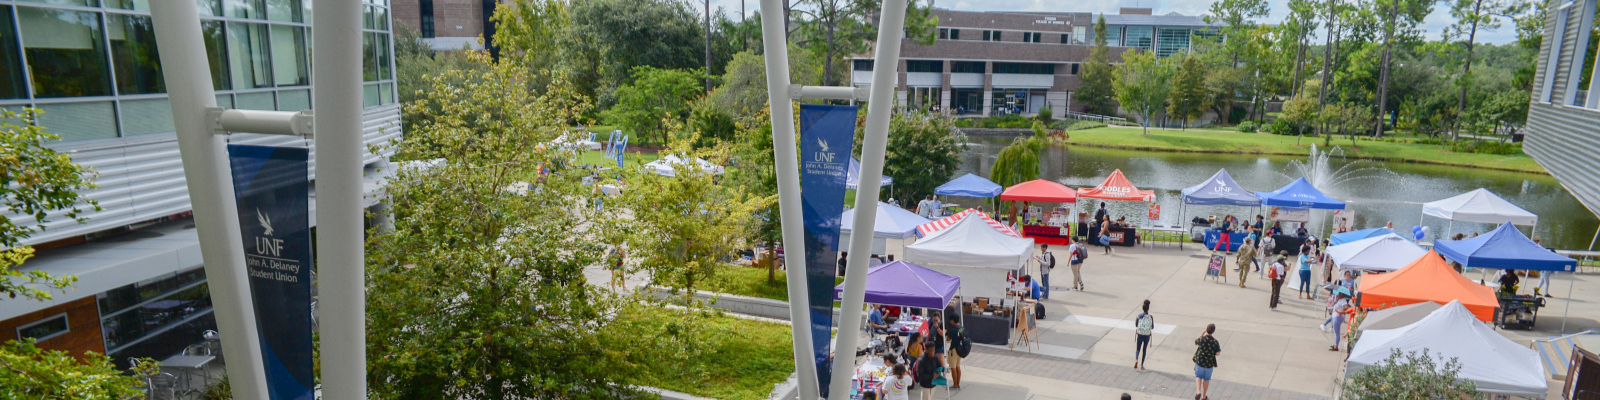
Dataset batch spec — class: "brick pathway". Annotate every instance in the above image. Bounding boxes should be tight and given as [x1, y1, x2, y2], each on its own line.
[961, 345, 1332, 400]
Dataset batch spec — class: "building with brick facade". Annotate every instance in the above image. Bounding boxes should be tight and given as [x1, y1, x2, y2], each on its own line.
[391, 0, 503, 51]
[850, 8, 1213, 117]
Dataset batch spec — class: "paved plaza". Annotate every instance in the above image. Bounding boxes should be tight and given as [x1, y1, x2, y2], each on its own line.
[588, 241, 1600, 399]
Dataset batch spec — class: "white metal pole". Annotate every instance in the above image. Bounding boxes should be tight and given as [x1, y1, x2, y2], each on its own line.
[1563, 272, 1575, 332]
[830, 1, 908, 398]
[757, 0, 819, 398]
[147, 2, 269, 399]
[313, 0, 367, 397]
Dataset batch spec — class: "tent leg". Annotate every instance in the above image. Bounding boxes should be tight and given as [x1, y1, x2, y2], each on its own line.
[1563, 272, 1576, 333]
[1589, 224, 1599, 251]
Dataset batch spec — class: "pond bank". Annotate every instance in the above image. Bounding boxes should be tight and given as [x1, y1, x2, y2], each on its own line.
[959, 126, 1548, 175]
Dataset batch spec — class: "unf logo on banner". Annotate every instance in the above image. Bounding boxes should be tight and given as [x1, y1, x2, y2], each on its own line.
[229, 145, 315, 400]
[797, 105, 857, 395]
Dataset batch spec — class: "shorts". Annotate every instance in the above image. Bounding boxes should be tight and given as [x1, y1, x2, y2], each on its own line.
[1194, 365, 1214, 381]
[949, 353, 962, 369]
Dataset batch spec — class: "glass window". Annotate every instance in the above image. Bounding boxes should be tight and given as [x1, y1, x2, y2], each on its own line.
[198, 0, 221, 16]
[110, 0, 149, 11]
[948, 29, 959, 40]
[16, 0, 97, 7]
[951, 61, 984, 73]
[363, 5, 374, 29]
[1061, 33, 1070, 44]
[17, 314, 68, 341]
[375, 33, 391, 81]
[419, 0, 433, 37]
[0, 7, 26, 100]
[993, 62, 1053, 75]
[271, 26, 307, 86]
[904, 60, 942, 73]
[36, 101, 116, 141]
[1106, 26, 1123, 46]
[277, 88, 308, 110]
[363, 83, 378, 107]
[938, 28, 947, 40]
[108, 15, 166, 95]
[229, 0, 265, 19]
[362, 32, 377, 81]
[852, 59, 872, 71]
[1072, 26, 1087, 44]
[1123, 26, 1153, 50]
[202, 21, 230, 90]
[267, 0, 300, 22]
[229, 23, 273, 89]
[215, 93, 232, 109]
[18, 7, 112, 98]
[235, 91, 273, 110]
[380, 82, 393, 104]
[120, 98, 174, 135]
[1157, 28, 1191, 58]
[375, 6, 388, 30]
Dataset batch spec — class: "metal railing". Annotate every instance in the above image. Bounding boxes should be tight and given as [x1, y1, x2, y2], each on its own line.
[1059, 110, 1132, 126]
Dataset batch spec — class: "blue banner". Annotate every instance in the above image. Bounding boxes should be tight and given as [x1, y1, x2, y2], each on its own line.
[798, 104, 856, 393]
[228, 145, 315, 400]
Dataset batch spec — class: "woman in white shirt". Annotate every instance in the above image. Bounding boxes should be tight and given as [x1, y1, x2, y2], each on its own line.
[878, 364, 913, 400]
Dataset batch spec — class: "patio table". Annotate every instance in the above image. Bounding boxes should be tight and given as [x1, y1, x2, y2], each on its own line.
[161, 354, 216, 395]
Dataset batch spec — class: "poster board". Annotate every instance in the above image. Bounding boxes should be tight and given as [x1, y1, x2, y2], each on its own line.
[1206, 255, 1225, 280]
[1271, 206, 1311, 223]
[1011, 300, 1039, 353]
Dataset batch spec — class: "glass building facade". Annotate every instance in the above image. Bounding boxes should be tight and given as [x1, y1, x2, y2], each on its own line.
[0, 0, 397, 143]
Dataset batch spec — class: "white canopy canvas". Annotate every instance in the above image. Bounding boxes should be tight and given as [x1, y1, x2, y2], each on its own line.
[1422, 188, 1538, 226]
[1357, 301, 1441, 331]
[1346, 300, 1547, 398]
[840, 202, 931, 254]
[903, 215, 1032, 299]
[643, 155, 724, 177]
[1326, 233, 1428, 272]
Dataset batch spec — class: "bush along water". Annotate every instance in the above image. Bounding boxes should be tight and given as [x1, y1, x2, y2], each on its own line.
[1235, 120, 1260, 133]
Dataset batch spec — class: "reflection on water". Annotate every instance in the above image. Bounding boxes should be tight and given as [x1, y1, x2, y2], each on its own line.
[955, 136, 1599, 250]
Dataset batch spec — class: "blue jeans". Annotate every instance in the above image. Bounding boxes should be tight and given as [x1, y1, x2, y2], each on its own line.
[1298, 270, 1312, 294]
[1040, 274, 1050, 299]
[1194, 365, 1214, 381]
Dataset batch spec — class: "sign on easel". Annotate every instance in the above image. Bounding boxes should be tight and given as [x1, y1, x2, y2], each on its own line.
[1012, 300, 1039, 353]
[1206, 254, 1225, 281]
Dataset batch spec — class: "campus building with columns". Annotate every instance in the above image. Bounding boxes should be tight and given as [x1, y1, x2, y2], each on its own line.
[850, 7, 1213, 117]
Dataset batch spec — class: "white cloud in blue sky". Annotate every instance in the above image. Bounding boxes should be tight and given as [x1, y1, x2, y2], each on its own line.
[703, 0, 1521, 45]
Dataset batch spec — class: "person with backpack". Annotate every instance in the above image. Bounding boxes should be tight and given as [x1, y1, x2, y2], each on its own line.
[944, 306, 968, 390]
[1067, 238, 1087, 291]
[913, 349, 942, 400]
[1257, 235, 1275, 277]
[1268, 254, 1287, 311]
[1134, 300, 1155, 370]
[1036, 244, 1056, 299]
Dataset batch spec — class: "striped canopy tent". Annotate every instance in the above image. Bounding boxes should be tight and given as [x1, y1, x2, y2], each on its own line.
[916, 208, 1021, 238]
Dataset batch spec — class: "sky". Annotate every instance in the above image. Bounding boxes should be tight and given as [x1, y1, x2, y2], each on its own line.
[702, 0, 1522, 45]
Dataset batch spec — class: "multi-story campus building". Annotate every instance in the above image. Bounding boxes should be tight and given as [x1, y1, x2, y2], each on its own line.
[391, 0, 500, 51]
[0, 0, 401, 367]
[850, 7, 1212, 117]
[1525, 0, 1600, 229]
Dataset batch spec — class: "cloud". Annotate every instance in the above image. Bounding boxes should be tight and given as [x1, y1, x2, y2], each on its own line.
[706, 0, 1519, 44]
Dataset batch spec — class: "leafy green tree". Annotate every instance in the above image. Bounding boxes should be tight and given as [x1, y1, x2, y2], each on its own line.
[621, 132, 771, 299]
[0, 339, 155, 399]
[1205, 0, 1270, 67]
[1114, 50, 1174, 135]
[374, 48, 667, 399]
[1370, 0, 1436, 137]
[686, 98, 739, 148]
[1078, 15, 1117, 116]
[988, 123, 1047, 216]
[1167, 52, 1208, 129]
[1341, 349, 1479, 399]
[708, 49, 824, 123]
[492, 0, 569, 58]
[601, 67, 708, 146]
[566, 0, 705, 108]
[2, 109, 97, 300]
[794, 0, 937, 86]
[1511, 0, 1546, 90]
[856, 111, 967, 203]
[1445, 0, 1518, 139]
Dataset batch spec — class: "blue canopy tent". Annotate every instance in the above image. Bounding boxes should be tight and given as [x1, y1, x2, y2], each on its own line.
[935, 173, 1003, 197]
[847, 158, 894, 190]
[1256, 177, 1346, 210]
[1330, 228, 1404, 246]
[1435, 222, 1581, 330]
[1179, 169, 1261, 249]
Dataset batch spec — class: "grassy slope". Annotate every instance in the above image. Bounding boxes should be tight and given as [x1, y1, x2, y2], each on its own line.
[628, 311, 795, 400]
[577, 150, 659, 168]
[1065, 127, 1546, 174]
[707, 265, 844, 302]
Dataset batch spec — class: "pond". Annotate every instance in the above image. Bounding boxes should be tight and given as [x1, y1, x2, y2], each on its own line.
[954, 136, 1600, 250]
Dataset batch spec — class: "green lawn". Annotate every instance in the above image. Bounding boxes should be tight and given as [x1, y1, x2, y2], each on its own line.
[1066, 127, 1546, 174]
[706, 265, 844, 303]
[626, 310, 796, 400]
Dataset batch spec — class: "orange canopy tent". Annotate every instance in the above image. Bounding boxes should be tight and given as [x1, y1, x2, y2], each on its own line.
[1076, 169, 1156, 202]
[998, 179, 1078, 203]
[1358, 250, 1499, 322]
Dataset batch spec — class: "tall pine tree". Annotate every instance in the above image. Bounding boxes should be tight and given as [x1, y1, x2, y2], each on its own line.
[1078, 15, 1117, 116]
[1167, 52, 1208, 130]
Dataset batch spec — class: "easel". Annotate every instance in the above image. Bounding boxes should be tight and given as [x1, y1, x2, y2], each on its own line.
[1205, 252, 1225, 282]
[1011, 299, 1040, 353]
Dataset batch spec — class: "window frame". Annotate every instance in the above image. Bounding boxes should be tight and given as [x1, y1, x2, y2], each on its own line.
[16, 312, 70, 342]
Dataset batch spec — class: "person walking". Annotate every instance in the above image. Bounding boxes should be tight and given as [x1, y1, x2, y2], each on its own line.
[916, 195, 933, 218]
[879, 363, 913, 400]
[1257, 234, 1275, 277]
[1036, 244, 1056, 299]
[838, 252, 849, 277]
[913, 349, 941, 400]
[1134, 300, 1155, 370]
[1235, 238, 1255, 288]
[945, 307, 966, 390]
[1327, 291, 1353, 351]
[1193, 324, 1221, 400]
[1099, 222, 1113, 254]
[1269, 254, 1287, 311]
[1068, 238, 1087, 291]
[608, 246, 627, 291]
[1297, 245, 1314, 299]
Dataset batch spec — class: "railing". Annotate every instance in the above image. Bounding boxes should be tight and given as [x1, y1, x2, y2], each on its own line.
[1060, 110, 1132, 126]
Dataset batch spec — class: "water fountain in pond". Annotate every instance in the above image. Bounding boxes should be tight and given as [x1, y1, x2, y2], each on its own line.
[1278, 144, 1401, 234]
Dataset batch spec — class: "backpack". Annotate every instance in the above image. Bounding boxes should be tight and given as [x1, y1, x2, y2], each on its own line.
[1268, 262, 1282, 280]
[952, 326, 972, 358]
[1075, 246, 1088, 262]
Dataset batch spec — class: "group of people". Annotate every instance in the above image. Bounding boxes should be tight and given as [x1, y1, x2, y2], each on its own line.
[862, 304, 970, 399]
[1124, 299, 1224, 400]
[914, 195, 945, 219]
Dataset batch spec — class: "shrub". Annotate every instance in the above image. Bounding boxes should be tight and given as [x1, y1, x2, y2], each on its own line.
[1236, 121, 1260, 133]
[1037, 106, 1053, 122]
[1262, 119, 1292, 135]
[1342, 349, 1478, 399]
[1450, 140, 1522, 155]
[1065, 120, 1107, 131]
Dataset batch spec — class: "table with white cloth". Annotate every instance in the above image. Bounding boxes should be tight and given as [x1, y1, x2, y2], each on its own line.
[851, 357, 890, 399]
[887, 315, 925, 336]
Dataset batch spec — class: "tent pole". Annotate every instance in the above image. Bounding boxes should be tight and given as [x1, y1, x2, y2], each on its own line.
[1563, 271, 1575, 333]
[1589, 225, 1599, 251]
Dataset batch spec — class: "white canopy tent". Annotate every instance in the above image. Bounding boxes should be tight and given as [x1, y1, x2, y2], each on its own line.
[903, 215, 1032, 299]
[1346, 300, 1548, 398]
[1325, 233, 1428, 273]
[1356, 301, 1441, 331]
[839, 202, 931, 255]
[642, 155, 725, 177]
[1420, 188, 1538, 237]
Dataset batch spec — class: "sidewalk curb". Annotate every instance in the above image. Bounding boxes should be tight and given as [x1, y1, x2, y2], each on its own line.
[642, 286, 843, 321]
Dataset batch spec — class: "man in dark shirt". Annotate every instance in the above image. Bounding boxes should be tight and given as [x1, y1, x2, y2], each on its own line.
[1498, 270, 1521, 296]
[838, 252, 848, 277]
[1193, 323, 1222, 400]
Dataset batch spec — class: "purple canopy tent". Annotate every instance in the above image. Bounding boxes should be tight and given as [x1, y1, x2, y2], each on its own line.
[834, 261, 961, 309]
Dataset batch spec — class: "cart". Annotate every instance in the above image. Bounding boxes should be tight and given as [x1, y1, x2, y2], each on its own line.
[1496, 295, 1545, 330]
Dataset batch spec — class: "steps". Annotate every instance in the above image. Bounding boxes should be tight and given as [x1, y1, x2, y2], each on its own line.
[1534, 335, 1580, 379]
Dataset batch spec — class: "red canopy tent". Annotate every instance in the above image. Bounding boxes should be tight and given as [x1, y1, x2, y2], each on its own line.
[998, 179, 1078, 203]
[1358, 250, 1499, 322]
[1076, 169, 1156, 202]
